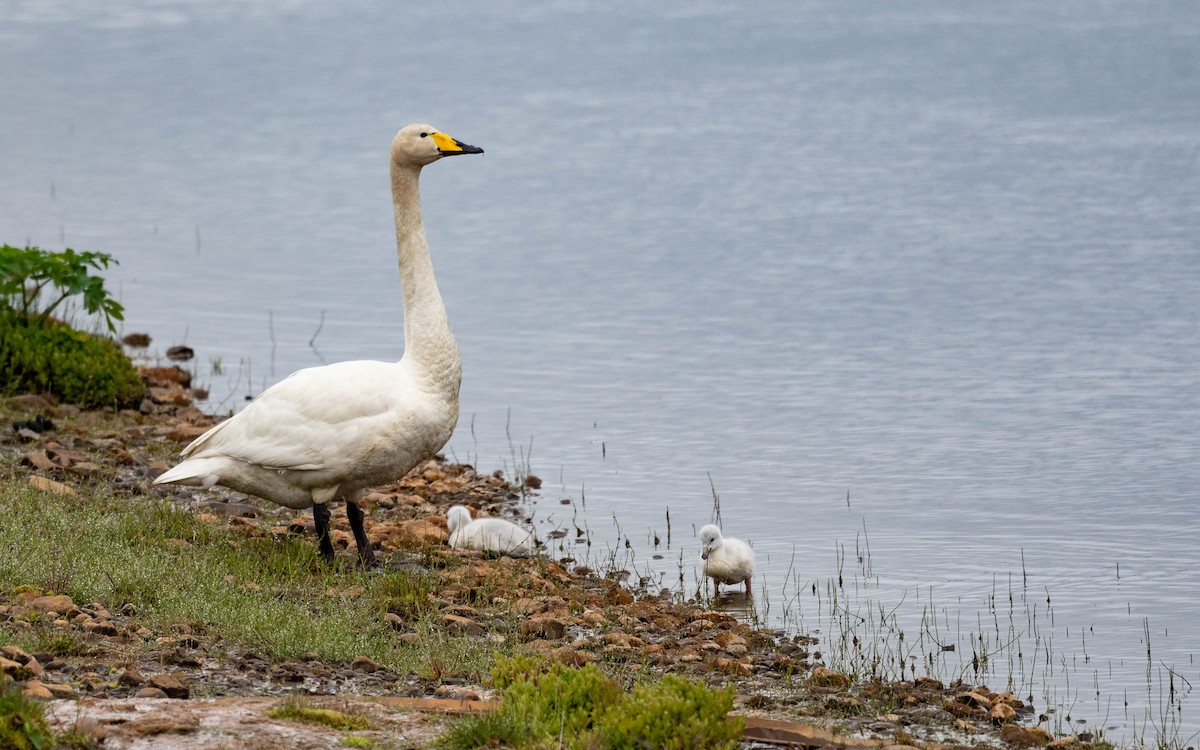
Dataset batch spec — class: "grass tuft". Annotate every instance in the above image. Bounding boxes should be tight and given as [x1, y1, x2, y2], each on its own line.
[0, 684, 57, 750]
[267, 696, 373, 731]
[442, 655, 740, 750]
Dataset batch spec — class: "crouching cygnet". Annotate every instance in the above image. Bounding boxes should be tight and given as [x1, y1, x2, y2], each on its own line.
[699, 523, 755, 595]
[447, 505, 537, 558]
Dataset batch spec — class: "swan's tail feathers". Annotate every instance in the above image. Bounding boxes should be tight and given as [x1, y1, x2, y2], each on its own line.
[153, 459, 224, 488]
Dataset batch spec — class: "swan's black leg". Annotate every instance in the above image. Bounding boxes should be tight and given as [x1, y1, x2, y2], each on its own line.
[346, 500, 377, 568]
[313, 503, 335, 562]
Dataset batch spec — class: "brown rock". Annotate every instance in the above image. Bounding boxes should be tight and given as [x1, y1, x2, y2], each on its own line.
[714, 631, 747, 647]
[960, 691, 993, 710]
[392, 518, 448, 546]
[41, 681, 77, 698]
[119, 668, 147, 687]
[943, 698, 982, 718]
[68, 461, 103, 476]
[167, 425, 210, 443]
[603, 586, 633, 606]
[22, 681, 53, 700]
[21, 451, 59, 471]
[808, 666, 852, 690]
[1027, 727, 1054, 744]
[1001, 724, 1053, 747]
[0, 656, 34, 680]
[149, 384, 191, 406]
[27, 475, 76, 495]
[519, 615, 568, 641]
[0, 645, 30, 662]
[990, 702, 1017, 723]
[84, 620, 120, 636]
[136, 687, 171, 699]
[140, 365, 189, 386]
[350, 656, 382, 673]
[442, 614, 486, 637]
[602, 632, 644, 649]
[7, 394, 55, 410]
[149, 672, 190, 699]
[714, 658, 753, 676]
[551, 645, 591, 667]
[30, 594, 76, 616]
[128, 714, 200, 735]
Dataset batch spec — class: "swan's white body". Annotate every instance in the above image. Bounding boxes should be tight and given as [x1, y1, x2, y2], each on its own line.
[699, 524, 755, 594]
[153, 124, 483, 565]
[447, 505, 537, 558]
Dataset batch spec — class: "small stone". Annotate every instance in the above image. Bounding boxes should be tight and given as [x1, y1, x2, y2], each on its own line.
[960, 691, 993, 710]
[22, 681, 53, 700]
[27, 475, 75, 495]
[551, 645, 590, 667]
[41, 682, 77, 698]
[149, 673, 190, 699]
[84, 620, 120, 636]
[136, 687, 171, 699]
[603, 586, 633, 606]
[350, 656, 381, 673]
[30, 594, 76, 616]
[990, 703, 1017, 723]
[1027, 727, 1054, 744]
[441, 614, 486, 637]
[384, 612, 405, 630]
[0, 656, 34, 680]
[519, 615, 567, 641]
[0, 645, 31, 662]
[1001, 724, 1053, 747]
[809, 666, 852, 690]
[119, 669, 146, 687]
[434, 684, 481, 701]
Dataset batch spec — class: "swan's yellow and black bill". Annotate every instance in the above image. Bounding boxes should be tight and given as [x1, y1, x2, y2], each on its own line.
[431, 132, 484, 155]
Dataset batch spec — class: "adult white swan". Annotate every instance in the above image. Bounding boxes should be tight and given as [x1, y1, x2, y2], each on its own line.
[446, 505, 537, 558]
[154, 124, 484, 567]
[699, 524, 755, 595]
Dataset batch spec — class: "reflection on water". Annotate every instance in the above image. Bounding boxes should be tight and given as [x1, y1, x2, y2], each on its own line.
[3, 0, 1199, 742]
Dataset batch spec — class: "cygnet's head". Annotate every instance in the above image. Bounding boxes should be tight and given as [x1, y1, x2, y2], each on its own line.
[391, 123, 484, 168]
[699, 524, 723, 560]
[447, 505, 474, 534]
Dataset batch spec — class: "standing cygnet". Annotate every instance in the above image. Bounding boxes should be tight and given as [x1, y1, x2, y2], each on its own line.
[446, 505, 537, 558]
[699, 524, 755, 595]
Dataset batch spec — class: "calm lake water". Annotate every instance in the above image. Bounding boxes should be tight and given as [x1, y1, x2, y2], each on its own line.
[3, 1, 1199, 742]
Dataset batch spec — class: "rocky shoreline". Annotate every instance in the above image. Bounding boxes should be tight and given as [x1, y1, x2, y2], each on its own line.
[0, 366, 1085, 749]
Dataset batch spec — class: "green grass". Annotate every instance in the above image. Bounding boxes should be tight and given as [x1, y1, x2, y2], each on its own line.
[268, 696, 373, 731]
[440, 655, 742, 750]
[0, 475, 501, 676]
[0, 685, 55, 750]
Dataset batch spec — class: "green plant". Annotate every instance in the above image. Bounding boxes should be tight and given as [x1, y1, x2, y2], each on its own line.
[0, 244, 124, 333]
[0, 683, 57, 750]
[0, 308, 146, 407]
[593, 674, 741, 750]
[267, 696, 373, 731]
[443, 656, 740, 750]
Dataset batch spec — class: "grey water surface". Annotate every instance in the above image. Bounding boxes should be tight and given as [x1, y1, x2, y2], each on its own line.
[2, 1, 1199, 741]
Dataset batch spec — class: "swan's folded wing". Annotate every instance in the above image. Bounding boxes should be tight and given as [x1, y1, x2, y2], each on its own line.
[181, 361, 408, 472]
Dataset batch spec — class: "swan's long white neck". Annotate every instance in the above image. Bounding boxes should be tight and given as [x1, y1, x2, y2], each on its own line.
[391, 161, 462, 397]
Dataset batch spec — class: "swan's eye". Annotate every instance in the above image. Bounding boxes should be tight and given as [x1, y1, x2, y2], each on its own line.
[419, 132, 429, 138]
